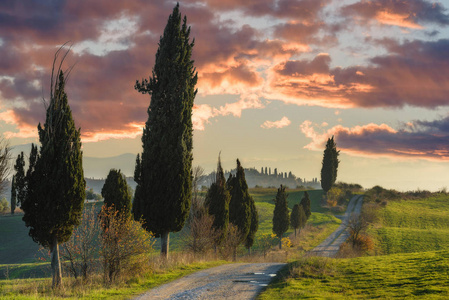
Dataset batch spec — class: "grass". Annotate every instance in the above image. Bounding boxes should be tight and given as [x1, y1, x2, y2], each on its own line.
[259, 250, 449, 299]
[373, 194, 449, 254]
[0, 260, 227, 299]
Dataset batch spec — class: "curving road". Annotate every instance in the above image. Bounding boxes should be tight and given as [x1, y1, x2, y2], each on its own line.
[134, 195, 363, 299]
[309, 195, 363, 257]
[134, 263, 286, 300]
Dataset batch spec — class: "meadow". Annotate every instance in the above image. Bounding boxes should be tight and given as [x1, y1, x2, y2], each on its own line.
[259, 192, 449, 299]
[0, 187, 342, 299]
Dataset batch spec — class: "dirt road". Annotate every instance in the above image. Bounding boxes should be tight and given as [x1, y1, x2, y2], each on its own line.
[309, 195, 363, 257]
[134, 263, 286, 300]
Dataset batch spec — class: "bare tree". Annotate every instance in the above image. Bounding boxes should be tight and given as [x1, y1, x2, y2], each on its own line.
[183, 213, 219, 254]
[0, 138, 11, 196]
[347, 215, 368, 247]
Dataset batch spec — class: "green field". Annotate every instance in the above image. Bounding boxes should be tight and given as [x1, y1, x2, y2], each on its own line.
[374, 194, 449, 254]
[259, 250, 449, 299]
[260, 193, 449, 298]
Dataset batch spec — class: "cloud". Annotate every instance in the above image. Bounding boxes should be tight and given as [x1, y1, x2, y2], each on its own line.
[300, 117, 449, 161]
[341, 0, 449, 29]
[261, 116, 291, 129]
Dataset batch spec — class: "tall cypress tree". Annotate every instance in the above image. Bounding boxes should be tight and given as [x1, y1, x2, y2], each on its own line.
[13, 152, 26, 207]
[10, 175, 16, 215]
[102, 169, 132, 219]
[21, 70, 85, 288]
[205, 154, 230, 247]
[300, 191, 311, 219]
[132, 154, 143, 221]
[134, 3, 197, 258]
[320, 137, 339, 193]
[227, 159, 252, 243]
[273, 185, 289, 249]
[244, 199, 259, 253]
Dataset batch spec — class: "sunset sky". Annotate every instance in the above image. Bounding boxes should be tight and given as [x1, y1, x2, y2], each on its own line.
[1, 0, 449, 191]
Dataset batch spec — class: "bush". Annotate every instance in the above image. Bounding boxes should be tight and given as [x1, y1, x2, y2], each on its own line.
[326, 187, 343, 207]
[183, 213, 219, 255]
[0, 197, 9, 213]
[99, 206, 155, 283]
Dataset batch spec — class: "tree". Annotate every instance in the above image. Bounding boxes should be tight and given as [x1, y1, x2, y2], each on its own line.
[227, 159, 251, 243]
[10, 175, 16, 214]
[133, 3, 197, 259]
[244, 199, 259, 254]
[0, 138, 11, 196]
[21, 54, 85, 288]
[102, 169, 132, 219]
[320, 136, 339, 193]
[300, 191, 311, 219]
[205, 154, 230, 247]
[290, 204, 306, 237]
[13, 152, 26, 208]
[132, 154, 143, 221]
[272, 185, 290, 249]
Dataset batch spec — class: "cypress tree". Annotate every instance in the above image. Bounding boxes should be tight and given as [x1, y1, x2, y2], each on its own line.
[320, 136, 339, 193]
[13, 152, 26, 207]
[134, 3, 197, 258]
[132, 154, 143, 221]
[10, 175, 16, 215]
[290, 204, 306, 237]
[227, 159, 252, 243]
[273, 185, 289, 249]
[300, 191, 311, 219]
[244, 198, 259, 253]
[205, 154, 230, 247]
[21, 70, 85, 288]
[102, 169, 132, 219]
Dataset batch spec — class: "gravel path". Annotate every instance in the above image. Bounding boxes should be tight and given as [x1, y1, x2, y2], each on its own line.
[309, 195, 363, 257]
[134, 263, 286, 300]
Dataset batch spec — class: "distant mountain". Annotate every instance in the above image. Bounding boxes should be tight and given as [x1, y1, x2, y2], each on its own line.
[84, 153, 136, 179]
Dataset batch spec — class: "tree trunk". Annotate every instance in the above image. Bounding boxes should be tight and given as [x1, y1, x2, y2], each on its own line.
[248, 247, 251, 255]
[51, 237, 63, 288]
[161, 231, 170, 259]
[294, 228, 297, 238]
[279, 237, 282, 250]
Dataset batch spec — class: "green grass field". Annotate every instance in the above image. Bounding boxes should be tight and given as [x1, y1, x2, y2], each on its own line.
[373, 194, 449, 254]
[259, 250, 449, 299]
[260, 193, 449, 299]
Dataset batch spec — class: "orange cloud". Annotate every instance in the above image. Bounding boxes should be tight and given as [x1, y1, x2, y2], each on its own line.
[81, 122, 144, 143]
[261, 116, 291, 129]
[376, 11, 423, 29]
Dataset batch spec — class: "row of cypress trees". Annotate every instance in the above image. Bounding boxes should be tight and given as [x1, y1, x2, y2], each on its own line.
[205, 155, 259, 253]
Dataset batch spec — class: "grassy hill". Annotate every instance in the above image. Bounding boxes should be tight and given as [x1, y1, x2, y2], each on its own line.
[260, 192, 449, 299]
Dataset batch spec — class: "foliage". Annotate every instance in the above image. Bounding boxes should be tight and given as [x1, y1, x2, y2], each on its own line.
[244, 198, 259, 250]
[13, 152, 26, 208]
[281, 237, 292, 248]
[0, 197, 9, 213]
[183, 212, 218, 254]
[272, 185, 290, 248]
[255, 233, 278, 257]
[204, 154, 230, 246]
[299, 191, 311, 219]
[326, 187, 343, 207]
[290, 204, 306, 237]
[60, 204, 101, 281]
[0, 138, 11, 196]
[227, 159, 252, 243]
[134, 3, 197, 258]
[220, 223, 242, 261]
[86, 188, 102, 201]
[99, 205, 155, 283]
[20, 65, 85, 288]
[320, 136, 339, 193]
[10, 176, 16, 214]
[102, 169, 132, 219]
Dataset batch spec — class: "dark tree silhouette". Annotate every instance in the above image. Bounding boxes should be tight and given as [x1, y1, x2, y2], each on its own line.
[102, 169, 132, 219]
[273, 185, 290, 249]
[300, 191, 311, 219]
[320, 136, 339, 192]
[290, 204, 306, 237]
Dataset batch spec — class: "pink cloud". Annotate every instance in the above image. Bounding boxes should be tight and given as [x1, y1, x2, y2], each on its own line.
[261, 116, 291, 129]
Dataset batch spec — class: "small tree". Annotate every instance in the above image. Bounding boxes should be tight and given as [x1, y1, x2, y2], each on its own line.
[272, 185, 290, 249]
[300, 191, 311, 219]
[290, 204, 306, 238]
[183, 212, 218, 255]
[13, 152, 26, 208]
[320, 136, 339, 193]
[221, 224, 242, 261]
[10, 176, 16, 214]
[205, 154, 230, 248]
[102, 169, 132, 219]
[244, 199, 259, 254]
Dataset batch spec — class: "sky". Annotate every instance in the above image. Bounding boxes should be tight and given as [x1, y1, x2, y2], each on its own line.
[1, 0, 449, 191]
